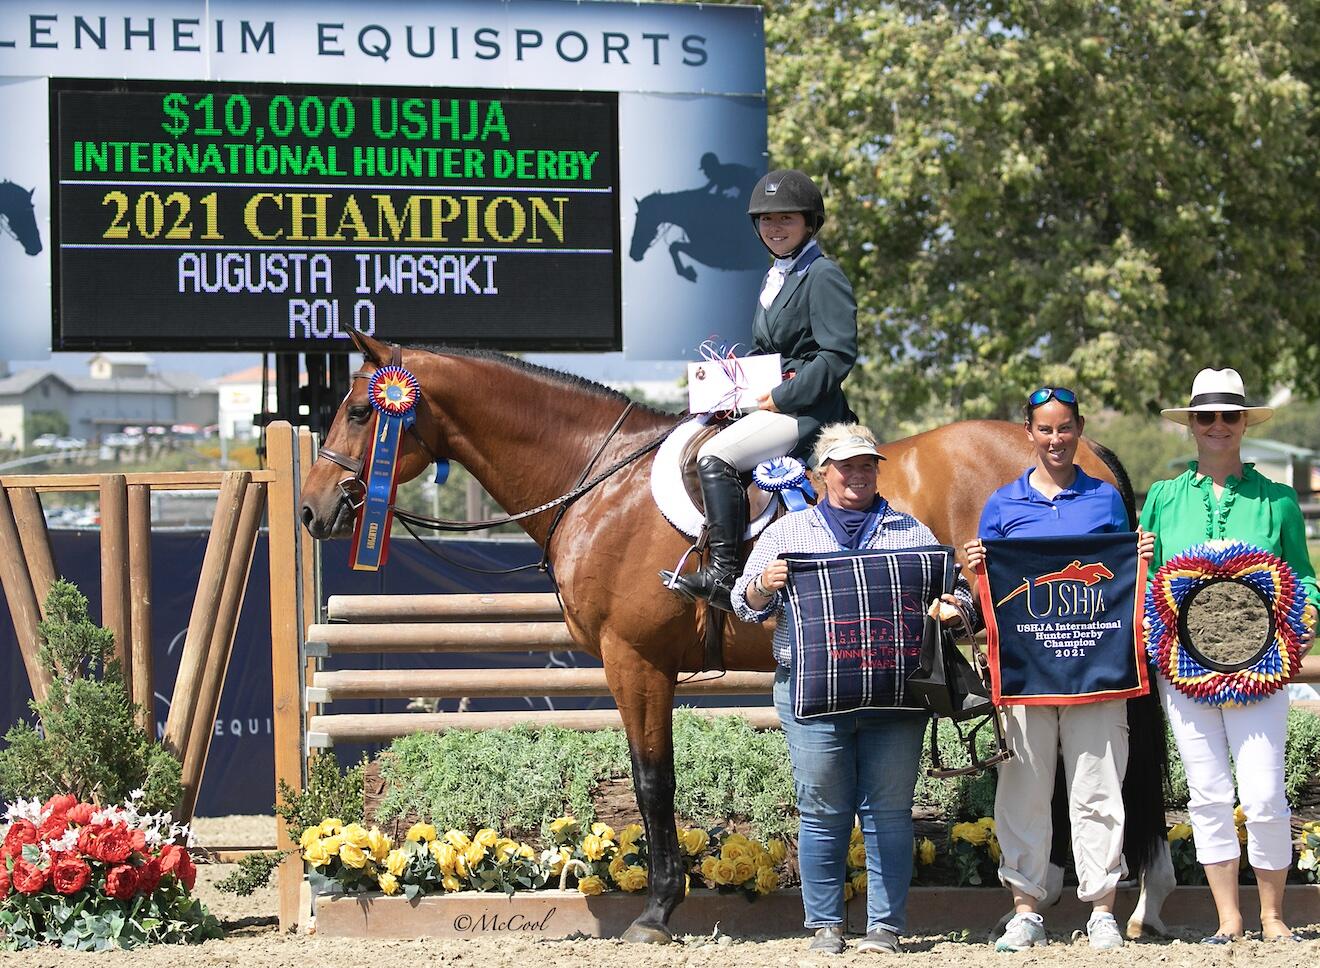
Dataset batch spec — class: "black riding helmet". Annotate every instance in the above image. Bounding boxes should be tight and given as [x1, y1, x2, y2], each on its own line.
[747, 169, 825, 258]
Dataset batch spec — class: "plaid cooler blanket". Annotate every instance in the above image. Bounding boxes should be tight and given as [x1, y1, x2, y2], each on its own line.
[783, 546, 953, 719]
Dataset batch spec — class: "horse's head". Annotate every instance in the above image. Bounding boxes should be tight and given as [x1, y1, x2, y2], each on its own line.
[0, 182, 42, 257]
[298, 330, 443, 540]
[628, 193, 662, 262]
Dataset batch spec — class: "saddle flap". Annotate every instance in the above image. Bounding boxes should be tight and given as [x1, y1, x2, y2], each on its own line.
[679, 424, 774, 522]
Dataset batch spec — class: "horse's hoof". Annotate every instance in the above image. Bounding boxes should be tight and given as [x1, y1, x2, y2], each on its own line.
[622, 922, 673, 945]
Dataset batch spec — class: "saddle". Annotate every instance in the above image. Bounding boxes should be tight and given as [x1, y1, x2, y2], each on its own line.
[679, 424, 776, 521]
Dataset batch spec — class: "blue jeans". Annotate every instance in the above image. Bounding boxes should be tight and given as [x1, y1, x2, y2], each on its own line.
[774, 667, 926, 934]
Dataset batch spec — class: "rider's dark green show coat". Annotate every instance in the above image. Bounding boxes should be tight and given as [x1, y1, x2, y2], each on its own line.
[751, 250, 858, 461]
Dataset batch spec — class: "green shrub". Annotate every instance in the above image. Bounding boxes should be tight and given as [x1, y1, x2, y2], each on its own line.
[0, 580, 180, 812]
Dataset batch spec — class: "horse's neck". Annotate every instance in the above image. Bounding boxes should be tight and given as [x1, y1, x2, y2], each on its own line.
[415, 356, 664, 546]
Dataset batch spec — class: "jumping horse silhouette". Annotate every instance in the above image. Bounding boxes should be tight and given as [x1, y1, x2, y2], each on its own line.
[298, 332, 1173, 942]
[0, 181, 41, 256]
[628, 187, 764, 282]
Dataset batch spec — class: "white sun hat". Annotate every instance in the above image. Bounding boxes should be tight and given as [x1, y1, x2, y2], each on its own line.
[1160, 367, 1273, 426]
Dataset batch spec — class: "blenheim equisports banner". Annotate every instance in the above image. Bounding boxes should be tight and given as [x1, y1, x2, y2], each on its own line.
[979, 532, 1148, 705]
[783, 546, 953, 719]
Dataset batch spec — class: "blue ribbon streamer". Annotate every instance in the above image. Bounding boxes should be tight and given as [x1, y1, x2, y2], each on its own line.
[754, 457, 816, 511]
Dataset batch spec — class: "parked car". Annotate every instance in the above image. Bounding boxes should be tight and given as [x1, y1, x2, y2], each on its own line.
[53, 437, 86, 450]
[31, 434, 60, 449]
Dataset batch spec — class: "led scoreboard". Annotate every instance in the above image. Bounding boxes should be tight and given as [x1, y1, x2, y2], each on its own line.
[50, 78, 621, 351]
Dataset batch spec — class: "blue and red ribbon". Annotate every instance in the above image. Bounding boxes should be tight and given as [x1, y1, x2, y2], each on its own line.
[350, 366, 420, 572]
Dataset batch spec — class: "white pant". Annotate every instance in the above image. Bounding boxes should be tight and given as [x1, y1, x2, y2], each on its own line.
[1159, 680, 1292, 869]
[697, 409, 800, 471]
[994, 700, 1129, 902]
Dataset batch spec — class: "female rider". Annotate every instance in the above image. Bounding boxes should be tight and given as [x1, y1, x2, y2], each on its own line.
[663, 169, 858, 610]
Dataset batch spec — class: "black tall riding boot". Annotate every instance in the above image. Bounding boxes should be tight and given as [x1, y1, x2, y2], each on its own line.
[661, 456, 747, 611]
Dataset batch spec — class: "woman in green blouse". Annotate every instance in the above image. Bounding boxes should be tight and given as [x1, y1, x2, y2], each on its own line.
[1139, 368, 1318, 944]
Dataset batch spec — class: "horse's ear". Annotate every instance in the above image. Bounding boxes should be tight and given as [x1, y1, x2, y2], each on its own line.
[351, 329, 388, 364]
[27, 188, 34, 200]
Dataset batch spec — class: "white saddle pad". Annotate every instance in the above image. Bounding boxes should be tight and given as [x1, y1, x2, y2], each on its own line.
[649, 419, 778, 542]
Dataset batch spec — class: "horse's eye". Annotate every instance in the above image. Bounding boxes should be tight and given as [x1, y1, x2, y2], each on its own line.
[347, 405, 372, 423]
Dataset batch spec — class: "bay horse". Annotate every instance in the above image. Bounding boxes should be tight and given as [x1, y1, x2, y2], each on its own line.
[628, 187, 764, 281]
[0, 180, 41, 256]
[299, 333, 1172, 942]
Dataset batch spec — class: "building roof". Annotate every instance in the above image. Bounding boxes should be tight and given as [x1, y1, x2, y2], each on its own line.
[89, 352, 154, 366]
[214, 365, 277, 385]
[0, 370, 72, 395]
[0, 368, 213, 397]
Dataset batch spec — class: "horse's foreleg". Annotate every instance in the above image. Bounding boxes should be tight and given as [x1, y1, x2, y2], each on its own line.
[1126, 840, 1175, 939]
[605, 648, 683, 944]
[668, 242, 698, 282]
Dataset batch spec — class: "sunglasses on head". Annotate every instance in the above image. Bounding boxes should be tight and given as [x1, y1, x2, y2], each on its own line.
[1027, 387, 1079, 407]
[1193, 410, 1243, 427]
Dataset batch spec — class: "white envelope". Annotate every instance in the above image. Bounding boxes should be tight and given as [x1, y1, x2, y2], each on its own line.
[686, 353, 783, 414]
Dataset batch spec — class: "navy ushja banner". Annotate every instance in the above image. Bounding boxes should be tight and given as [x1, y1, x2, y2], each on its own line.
[783, 547, 953, 719]
[978, 532, 1148, 705]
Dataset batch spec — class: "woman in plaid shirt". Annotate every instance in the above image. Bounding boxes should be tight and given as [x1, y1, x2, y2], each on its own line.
[731, 423, 973, 955]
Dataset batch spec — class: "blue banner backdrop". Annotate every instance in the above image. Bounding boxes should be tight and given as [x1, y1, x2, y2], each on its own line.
[978, 532, 1148, 706]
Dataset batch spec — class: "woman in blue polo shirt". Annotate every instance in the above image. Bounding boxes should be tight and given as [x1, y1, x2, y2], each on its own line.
[964, 388, 1153, 954]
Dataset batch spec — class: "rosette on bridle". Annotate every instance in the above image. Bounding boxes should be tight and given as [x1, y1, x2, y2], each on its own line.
[1145, 540, 1308, 706]
[754, 456, 815, 511]
[350, 365, 421, 571]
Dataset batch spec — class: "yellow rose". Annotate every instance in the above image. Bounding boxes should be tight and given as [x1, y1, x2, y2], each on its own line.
[731, 858, 756, 884]
[517, 843, 536, 860]
[849, 825, 863, 845]
[578, 875, 606, 896]
[494, 838, 519, 863]
[617, 865, 648, 893]
[406, 822, 437, 843]
[444, 830, 471, 849]
[917, 837, 936, 866]
[384, 849, 409, 877]
[319, 818, 344, 836]
[442, 874, 463, 892]
[430, 841, 458, 875]
[746, 843, 769, 866]
[1300, 848, 1317, 872]
[988, 837, 1002, 863]
[339, 843, 368, 869]
[590, 822, 617, 841]
[847, 843, 867, 869]
[581, 834, 609, 861]
[546, 846, 571, 876]
[700, 856, 718, 883]
[299, 826, 322, 851]
[721, 842, 748, 863]
[1233, 805, 1247, 827]
[1166, 822, 1193, 843]
[851, 871, 868, 893]
[304, 841, 332, 868]
[723, 832, 750, 849]
[711, 859, 738, 886]
[609, 854, 628, 879]
[756, 865, 778, 895]
[680, 828, 710, 857]
[464, 842, 488, 869]
[767, 838, 788, 865]
[341, 823, 370, 848]
[619, 823, 644, 846]
[843, 882, 855, 902]
[951, 822, 988, 846]
[321, 834, 345, 855]
[377, 872, 399, 895]
[549, 817, 578, 843]
[474, 828, 499, 848]
[977, 817, 995, 832]
[366, 827, 391, 862]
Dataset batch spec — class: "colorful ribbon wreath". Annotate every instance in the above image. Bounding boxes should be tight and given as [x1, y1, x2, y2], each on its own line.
[753, 456, 816, 511]
[350, 365, 421, 572]
[1145, 540, 1307, 706]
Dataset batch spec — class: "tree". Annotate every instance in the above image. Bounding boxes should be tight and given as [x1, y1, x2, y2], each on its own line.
[756, 0, 1318, 430]
[25, 409, 68, 442]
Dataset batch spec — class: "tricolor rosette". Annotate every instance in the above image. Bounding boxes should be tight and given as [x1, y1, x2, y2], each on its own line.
[1145, 540, 1307, 705]
[368, 365, 420, 418]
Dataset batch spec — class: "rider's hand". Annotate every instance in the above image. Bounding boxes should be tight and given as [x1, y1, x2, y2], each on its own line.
[929, 594, 963, 626]
[756, 391, 780, 413]
[963, 539, 987, 572]
[1137, 528, 1156, 563]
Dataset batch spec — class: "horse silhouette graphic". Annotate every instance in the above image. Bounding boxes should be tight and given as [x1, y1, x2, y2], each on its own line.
[0, 180, 42, 256]
[628, 153, 764, 282]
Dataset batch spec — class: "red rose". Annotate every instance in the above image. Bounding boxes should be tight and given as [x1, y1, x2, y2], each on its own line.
[0, 866, 10, 898]
[67, 803, 96, 826]
[130, 828, 147, 853]
[43, 794, 78, 817]
[38, 814, 69, 843]
[178, 852, 197, 892]
[104, 863, 138, 900]
[51, 855, 91, 895]
[157, 844, 185, 877]
[136, 856, 163, 895]
[90, 824, 135, 864]
[11, 858, 48, 895]
[2, 819, 38, 860]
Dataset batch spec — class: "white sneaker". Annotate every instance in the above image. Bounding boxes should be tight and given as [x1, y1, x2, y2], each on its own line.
[1087, 912, 1124, 950]
[996, 913, 1047, 952]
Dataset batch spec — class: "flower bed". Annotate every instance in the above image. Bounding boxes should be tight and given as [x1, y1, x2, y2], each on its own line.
[0, 791, 219, 951]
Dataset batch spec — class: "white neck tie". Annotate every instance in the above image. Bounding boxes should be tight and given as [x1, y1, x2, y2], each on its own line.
[759, 263, 789, 309]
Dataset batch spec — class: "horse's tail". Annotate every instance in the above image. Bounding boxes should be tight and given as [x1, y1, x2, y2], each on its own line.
[1085, 435, 1168, 873]
[1084, 436, 1136, 529]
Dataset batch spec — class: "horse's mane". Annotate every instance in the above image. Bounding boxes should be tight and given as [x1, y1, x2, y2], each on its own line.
[413, 345, 674, 419]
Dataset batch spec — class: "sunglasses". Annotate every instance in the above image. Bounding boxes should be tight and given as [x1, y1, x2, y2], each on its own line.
[1193, 410, 1243, 427]
[1027, 387, 1079, 407]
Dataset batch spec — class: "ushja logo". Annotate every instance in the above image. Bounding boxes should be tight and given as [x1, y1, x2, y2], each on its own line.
[996, 560, 1114, 621]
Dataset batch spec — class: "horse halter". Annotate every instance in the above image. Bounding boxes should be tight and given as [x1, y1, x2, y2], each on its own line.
[317, 345, 443, 512]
